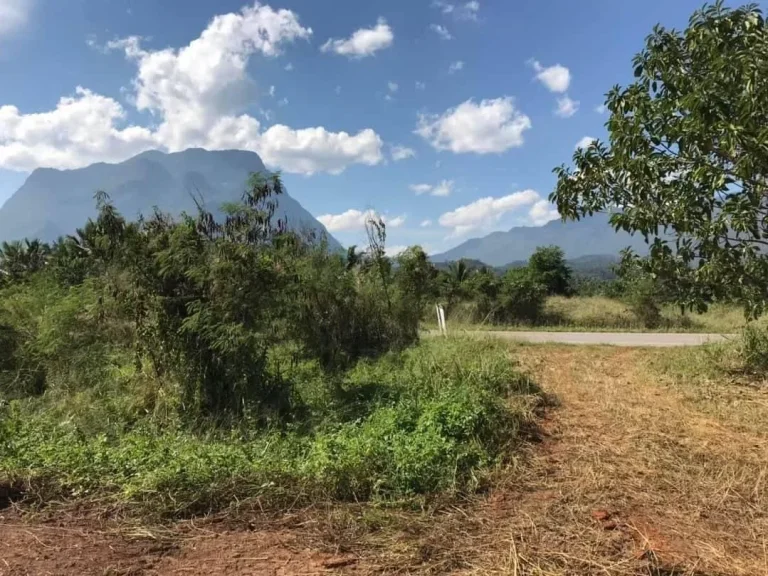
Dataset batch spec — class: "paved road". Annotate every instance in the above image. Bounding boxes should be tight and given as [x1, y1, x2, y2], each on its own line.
[454, 331, 734, 347]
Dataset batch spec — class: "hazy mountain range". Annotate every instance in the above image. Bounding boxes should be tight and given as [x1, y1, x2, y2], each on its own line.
[431, 213, 653, 266]
[0, 148, 341, 251]
[0, 148, 655, 268]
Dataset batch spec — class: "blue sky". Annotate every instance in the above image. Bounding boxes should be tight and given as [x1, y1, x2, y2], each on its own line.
[0, 0, 756, 254]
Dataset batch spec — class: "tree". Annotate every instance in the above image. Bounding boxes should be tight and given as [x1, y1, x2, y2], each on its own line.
[551, 2, 768, 317]
[466, 267, 501, 322]
[497, 267, 547, 323]
[441, 260, 471, 305]
[614, 253, 666, 328]
[394, 246, 438, 336]
[529, 246, 572, 295]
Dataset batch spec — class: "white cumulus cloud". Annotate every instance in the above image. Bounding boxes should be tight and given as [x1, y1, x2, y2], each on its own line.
[460, 1, 480, 20]
[256, 126, 383, 175]
[0, 2, 385, 174]
[575, 136, 596, 150]
[415, 97, 531, 154]
[388, 81, 398, 93]
[415, 81, 426, 91]
[430, 24, 452, 40]
[432, 1, 480, 20]
[432, 180, 453, 197]
[420, 219, 433, 227]
[555, 94, 579, 118]
[432, 1, 455, 14]
[317, 209, 372, 232]
[438, 190, 541, 236]
[448, 60, 464, 74]
[595, 103, 607, 114]
[391, 145, 415, 161]
[528, 199, 559, 226]
[410, 184, 433, 195]
[317, 209, 405, 232]
[385, 245, 409, 257]
[530, 60, 571, 93]
[108, 3, 312, 151]
[0, 0, 30, 37]
[0, 87, 156, 171]
[320, 17, 393, 58]
[410, 180, 454, 197]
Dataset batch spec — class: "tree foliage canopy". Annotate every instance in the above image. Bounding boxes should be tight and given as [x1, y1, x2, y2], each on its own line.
[551, 1, 768, 316]
[528, 246, 572, 296]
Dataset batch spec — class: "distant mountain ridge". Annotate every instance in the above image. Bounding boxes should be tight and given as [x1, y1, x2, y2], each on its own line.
[431, 213, 654, 266]
[433, 254, 619, 279]
[0, 148, 341, 250]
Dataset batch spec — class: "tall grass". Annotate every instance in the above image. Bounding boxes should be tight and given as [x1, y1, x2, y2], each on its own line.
[435, 296, 747, 333]
[0, 338, 541, 517]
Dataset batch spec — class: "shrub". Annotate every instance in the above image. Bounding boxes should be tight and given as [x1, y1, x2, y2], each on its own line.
[495, 268, 547, 323]
[734, 323, 768, 375]
[0, 277, 114, 399]
[624, 276, 663, 329]
[529, 246, 572, 296]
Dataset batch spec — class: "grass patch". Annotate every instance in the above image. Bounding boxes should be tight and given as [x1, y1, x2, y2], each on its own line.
[0, 338, 540, 518]
[432, 296, 747, 333]
[642, 323, 768, 434]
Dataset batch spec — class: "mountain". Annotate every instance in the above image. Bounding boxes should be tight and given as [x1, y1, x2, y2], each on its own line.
[0, 148, 341, 250]
[431, 214, 653, 266]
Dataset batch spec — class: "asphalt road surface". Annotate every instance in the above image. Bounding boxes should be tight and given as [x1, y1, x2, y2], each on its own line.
[456, 331, 734, 347]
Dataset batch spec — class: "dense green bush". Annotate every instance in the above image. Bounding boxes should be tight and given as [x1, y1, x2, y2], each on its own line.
[0, 277, 115, 399]
[528, 246, 572, 296]
[496, 268, 547, 323]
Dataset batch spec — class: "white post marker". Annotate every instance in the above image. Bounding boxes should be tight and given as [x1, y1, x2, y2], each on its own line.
[436, 304, 447, 336]
[439, 305, 447, 336]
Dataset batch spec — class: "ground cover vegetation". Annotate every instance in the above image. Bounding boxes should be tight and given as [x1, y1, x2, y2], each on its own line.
[0, 175, 542, 517]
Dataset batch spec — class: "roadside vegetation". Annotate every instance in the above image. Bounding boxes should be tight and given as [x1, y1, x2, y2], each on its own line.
[430, 248, 750, 333]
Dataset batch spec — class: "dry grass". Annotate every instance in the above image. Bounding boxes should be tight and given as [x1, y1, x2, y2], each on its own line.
[461, 344, 768, 575]
[439, 297, 748, 333]
[543, 296, 746, 333]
